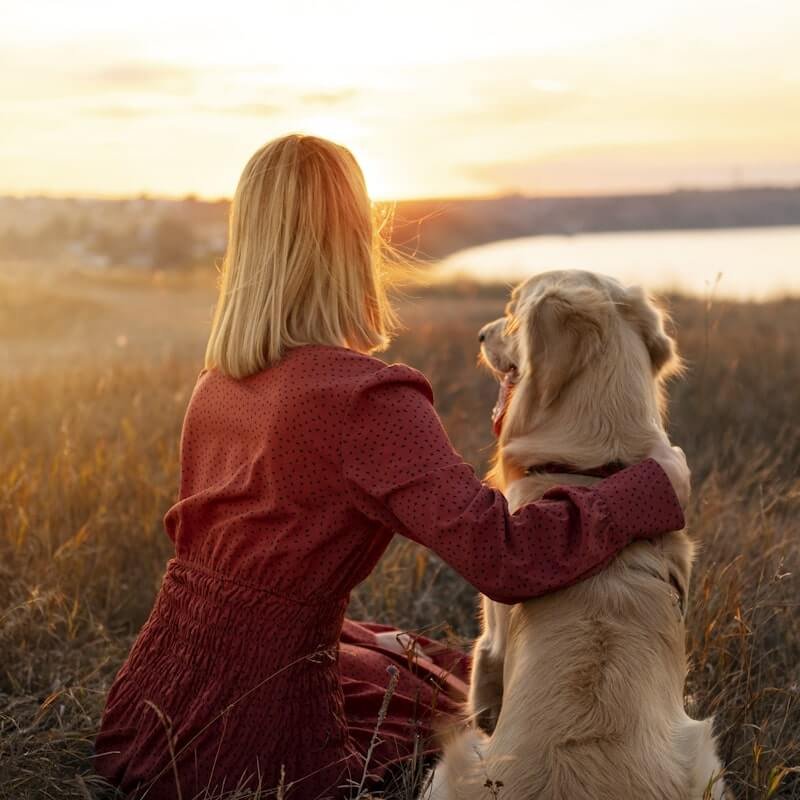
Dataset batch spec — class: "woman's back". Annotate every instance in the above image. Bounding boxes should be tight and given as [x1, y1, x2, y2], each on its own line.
[166, 344, 393, 597]
[95, 345, 470, 798]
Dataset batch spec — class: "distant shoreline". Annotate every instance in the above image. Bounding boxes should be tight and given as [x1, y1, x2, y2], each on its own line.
[3, 185, 800, 268]
[388, 185, 800, 259]
[435, 225, 800, 302]
[438, 220, 800, 254]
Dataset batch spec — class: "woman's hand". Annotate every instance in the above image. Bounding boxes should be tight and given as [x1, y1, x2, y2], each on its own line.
[647, 430, 691, 509]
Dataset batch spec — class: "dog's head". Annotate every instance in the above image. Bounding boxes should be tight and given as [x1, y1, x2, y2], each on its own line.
[480, 270, 681, 464]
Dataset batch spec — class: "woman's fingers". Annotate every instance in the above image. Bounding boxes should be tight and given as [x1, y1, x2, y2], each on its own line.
[647, 433, 691, 509]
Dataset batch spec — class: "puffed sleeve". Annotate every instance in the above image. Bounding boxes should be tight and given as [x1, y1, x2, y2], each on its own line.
[342, 365, 685, 604]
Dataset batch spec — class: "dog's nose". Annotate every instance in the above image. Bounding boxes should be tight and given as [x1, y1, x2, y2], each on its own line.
[478, 331, 486, 343]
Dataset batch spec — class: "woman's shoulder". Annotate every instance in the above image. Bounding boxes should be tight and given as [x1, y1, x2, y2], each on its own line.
[197, 345, 431, 401]
[284, 345, 431, 395]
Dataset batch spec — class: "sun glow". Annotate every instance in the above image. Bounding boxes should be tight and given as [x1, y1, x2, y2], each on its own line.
[2, 0, 800, 199]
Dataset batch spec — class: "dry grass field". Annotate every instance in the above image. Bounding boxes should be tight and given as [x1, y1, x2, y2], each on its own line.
[1, 262, 798, 799]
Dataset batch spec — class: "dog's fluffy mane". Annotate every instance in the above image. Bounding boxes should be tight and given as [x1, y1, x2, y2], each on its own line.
[487, 272, 683, 490]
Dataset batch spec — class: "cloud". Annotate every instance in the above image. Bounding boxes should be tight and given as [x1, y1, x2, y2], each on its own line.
[87, 105, 157, 119]
[87, 100, 285, 118]
[85, 61, 196, 92]
[445, 83, 578, 127]
[530, 78, 570, 94]
[464, 145, 800, 195]
[187, 88, 359, 119]
[211, 102, 283, 116]
[300, 89, 359, 106]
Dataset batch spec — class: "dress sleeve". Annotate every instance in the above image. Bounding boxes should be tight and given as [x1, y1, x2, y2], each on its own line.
[342, 365, 685, 604]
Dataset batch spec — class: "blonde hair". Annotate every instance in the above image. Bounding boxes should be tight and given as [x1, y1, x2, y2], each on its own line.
[205, 134, 397, 378]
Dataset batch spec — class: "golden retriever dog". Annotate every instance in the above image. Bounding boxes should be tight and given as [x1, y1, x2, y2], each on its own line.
[421, 270, 727, 800]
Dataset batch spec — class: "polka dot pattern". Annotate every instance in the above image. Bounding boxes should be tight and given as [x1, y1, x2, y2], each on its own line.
[94, 344, 684, 798]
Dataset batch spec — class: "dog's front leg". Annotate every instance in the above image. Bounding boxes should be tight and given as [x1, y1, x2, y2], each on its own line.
[468, 597, 510, 734]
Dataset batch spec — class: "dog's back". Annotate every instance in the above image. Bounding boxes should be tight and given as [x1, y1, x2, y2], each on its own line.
[424, 472, 725, 799]
[484, 525, 705, 799]
[425, 529, 725, 800]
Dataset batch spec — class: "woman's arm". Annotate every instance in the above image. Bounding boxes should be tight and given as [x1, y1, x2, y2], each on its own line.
[342, 365, 685, 604]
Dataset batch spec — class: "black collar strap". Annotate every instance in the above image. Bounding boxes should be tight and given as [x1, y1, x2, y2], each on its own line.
[523, 461, 628, 479]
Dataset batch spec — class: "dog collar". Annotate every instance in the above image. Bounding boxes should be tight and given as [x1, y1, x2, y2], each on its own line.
[523, 461, 628, 479]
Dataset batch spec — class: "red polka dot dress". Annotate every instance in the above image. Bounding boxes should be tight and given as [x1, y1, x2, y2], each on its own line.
[94, 345, 684, 798]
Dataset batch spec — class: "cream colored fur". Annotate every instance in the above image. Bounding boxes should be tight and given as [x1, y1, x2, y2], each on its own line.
[421, 271, 727, 800]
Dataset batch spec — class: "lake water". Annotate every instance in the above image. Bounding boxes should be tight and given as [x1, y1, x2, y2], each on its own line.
[439, 226, 800, 300]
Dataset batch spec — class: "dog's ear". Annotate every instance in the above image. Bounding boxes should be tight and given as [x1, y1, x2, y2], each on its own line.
[621, 287, 681, 377]
[523, 285, 610, 408]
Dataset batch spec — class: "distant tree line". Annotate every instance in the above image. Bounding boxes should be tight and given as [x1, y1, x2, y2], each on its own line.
[0, 202, 225, 269]
[387, 186, 800, 259]
[3, 186, 800, 267]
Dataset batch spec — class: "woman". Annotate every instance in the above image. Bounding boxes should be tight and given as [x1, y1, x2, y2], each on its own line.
[95, 135, 689, 799]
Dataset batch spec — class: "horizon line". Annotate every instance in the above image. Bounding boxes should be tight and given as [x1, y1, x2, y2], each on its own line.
[2, 181, 800, 206]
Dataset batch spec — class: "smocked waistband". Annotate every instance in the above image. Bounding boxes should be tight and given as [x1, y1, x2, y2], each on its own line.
[150, 558, 349, 661]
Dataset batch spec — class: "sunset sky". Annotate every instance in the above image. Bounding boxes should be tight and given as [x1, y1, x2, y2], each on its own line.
[3, 0, 799, 200]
